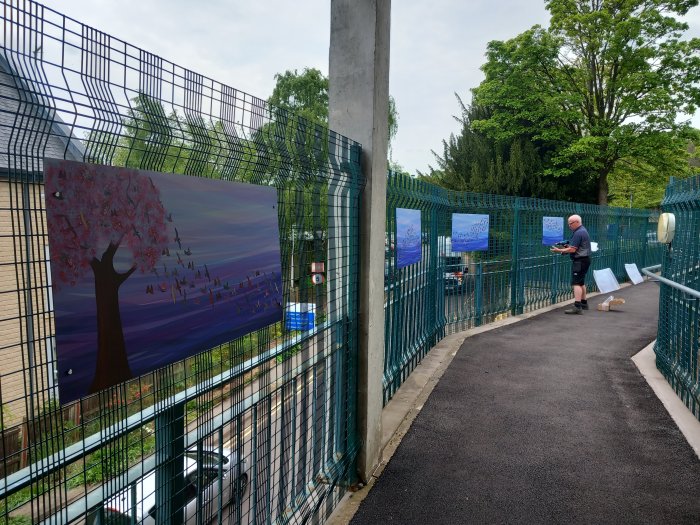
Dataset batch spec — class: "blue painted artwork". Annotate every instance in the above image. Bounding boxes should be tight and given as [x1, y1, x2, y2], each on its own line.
[45, 159, 283, 403]
[543, 216, 565, 245]
[396, 208, 422, 269]
[451, 213, 489, 252]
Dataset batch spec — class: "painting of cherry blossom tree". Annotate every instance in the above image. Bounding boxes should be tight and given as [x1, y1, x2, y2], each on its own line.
[45, 159, 283, 403]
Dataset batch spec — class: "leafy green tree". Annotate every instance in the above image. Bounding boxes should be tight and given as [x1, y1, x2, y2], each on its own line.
[87, 94, 258, 182]
[388, 160, 411, 177]
[472, 0, 700, 205]
[686, 128, 700, 170]
[268, 68, 329, 125]
[421, 96, 570, 199]
[84, 94, 186, 172]
[266, 67, 403, 304]
[608, 129, 700, 207]
[115, 94, 185, 173]
[387, 95, 399, 158]
[264, 67, 399, 231]
[267, 67, 399, 145]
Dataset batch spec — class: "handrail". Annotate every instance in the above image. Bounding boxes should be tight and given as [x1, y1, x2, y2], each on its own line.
[0, 319, 339, 501]
[41, 325, 341, 524]
[642, 264, 700, 300]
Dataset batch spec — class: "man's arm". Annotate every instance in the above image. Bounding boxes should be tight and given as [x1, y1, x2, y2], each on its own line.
[550, 245, 576, 254]
[552, 230, 583, 254]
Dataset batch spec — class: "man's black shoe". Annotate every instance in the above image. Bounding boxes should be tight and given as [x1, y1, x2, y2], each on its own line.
[581, 303, 589, 310]
[564, 306, 583, 315]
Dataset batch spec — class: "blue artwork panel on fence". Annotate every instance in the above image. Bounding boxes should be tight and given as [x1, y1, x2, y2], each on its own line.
[451, 213, 489, 251]
[396, 208, 422, 269]
[543, 216, 565, 245]
[45, 159, 283, 403]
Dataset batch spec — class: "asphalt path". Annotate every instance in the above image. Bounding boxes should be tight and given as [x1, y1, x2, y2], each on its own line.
[352, 282, 700, 524]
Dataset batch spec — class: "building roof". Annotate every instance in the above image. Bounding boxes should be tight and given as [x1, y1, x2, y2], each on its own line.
[0, 52, 85, 176]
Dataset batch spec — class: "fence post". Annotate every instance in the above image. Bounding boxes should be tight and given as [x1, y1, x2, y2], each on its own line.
[429, 202, 440, 344]
[551, 254, 559, 305]
[614, 212, 623, 280]
[518, 266, 526, 311]
[475, 261, 483, 326]
[510, 198, 522, 315]
[154, 402, 185, 525]
[329, 0, 391, 482]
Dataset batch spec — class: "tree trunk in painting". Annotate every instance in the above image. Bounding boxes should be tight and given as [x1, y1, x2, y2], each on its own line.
[89, 242, 136, 393]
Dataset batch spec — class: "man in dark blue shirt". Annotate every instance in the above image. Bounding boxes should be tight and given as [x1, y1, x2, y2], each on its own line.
[550, 214, 591, 314]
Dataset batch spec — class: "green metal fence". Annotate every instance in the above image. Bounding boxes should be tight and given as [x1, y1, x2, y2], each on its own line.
[0, 2, 363, 523]
[655, 175, 700, 420]
[384, 172, 662, 403]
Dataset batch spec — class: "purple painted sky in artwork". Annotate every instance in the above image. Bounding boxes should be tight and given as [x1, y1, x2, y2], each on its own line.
[46, 160, 283, 403]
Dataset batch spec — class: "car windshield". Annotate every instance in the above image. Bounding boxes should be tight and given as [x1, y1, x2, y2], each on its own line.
[87, 509, 136, 525]
[184, 449, 229, 467]
[185, 467, 221, 500]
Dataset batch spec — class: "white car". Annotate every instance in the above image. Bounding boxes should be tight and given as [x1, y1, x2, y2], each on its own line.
[87, 447, 249, 524]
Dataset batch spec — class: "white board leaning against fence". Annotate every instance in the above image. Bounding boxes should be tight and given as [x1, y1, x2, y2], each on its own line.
[593, 268, 621, 294]
[625, 263, 644, 285]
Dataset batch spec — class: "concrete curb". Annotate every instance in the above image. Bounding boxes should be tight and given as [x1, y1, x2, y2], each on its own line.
[632, 342, 700, 459]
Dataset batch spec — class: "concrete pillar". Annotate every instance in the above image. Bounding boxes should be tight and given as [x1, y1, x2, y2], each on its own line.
[328, 0, 391, 482]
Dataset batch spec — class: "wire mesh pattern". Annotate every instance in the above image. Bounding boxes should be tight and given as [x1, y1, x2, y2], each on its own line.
[384, 172, 662, 403]
[655, 175, 700, 420]
[0, 1, 363, 523]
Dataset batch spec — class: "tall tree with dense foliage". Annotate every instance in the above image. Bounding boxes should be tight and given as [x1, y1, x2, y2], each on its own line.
[422, 96, 572, 199]
[264, 68, 401, 243]
[608, 128, 700, 207]
[268, 68, 330, 125]
[267, 67, 399, 144]
[471, 0, 700, 205]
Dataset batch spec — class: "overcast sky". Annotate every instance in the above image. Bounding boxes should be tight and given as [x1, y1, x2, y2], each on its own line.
[49, 1, 700, 175]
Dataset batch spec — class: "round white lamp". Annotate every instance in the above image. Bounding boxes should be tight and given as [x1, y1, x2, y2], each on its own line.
[657, 213, 676, 244]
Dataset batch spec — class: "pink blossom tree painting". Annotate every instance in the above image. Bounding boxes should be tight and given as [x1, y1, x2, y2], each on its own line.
[46, 160, 169, 393]
[46, 159, 284, 403]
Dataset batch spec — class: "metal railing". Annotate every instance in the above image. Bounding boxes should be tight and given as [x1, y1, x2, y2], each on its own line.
[1, 2, 693, 523]
[642, 264, 700, 301]
[383, 172, 663, 403]
[650, 174, 700, 421]
[0, 1, 363, 523]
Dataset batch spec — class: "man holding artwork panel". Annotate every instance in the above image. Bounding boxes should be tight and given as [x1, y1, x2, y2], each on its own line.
[550, 214, 591, 314]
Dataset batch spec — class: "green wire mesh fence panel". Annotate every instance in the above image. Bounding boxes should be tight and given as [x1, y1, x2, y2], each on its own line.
[384, 173, 662, 404]
[445, 192, 517, 328]
[514, 198, 579, 315]
[0, 2, 363, 523]
[516, 202, 660, 314]
[655, 175, 700, 420]
[383, 173, 445, 404]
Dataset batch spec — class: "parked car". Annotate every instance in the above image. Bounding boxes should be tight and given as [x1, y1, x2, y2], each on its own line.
[443, 256, 472, 294]
[87, 446, 249, 525]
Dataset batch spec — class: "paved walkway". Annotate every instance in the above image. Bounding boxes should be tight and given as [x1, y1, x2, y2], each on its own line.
[347, 283, 700, 524]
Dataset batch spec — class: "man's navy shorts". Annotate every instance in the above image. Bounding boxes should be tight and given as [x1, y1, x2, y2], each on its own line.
[571, 257, 591, 285]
